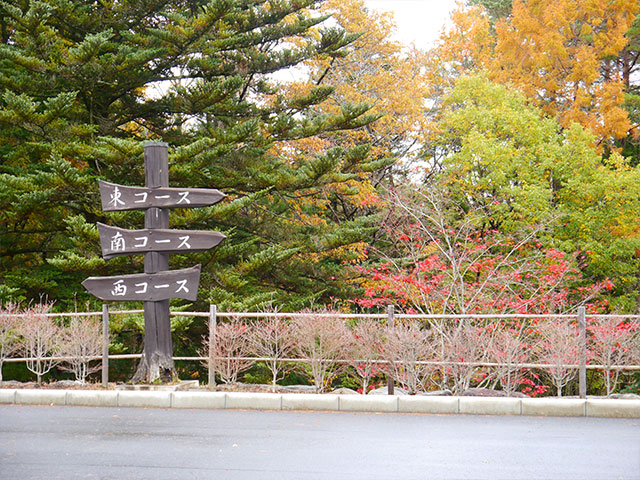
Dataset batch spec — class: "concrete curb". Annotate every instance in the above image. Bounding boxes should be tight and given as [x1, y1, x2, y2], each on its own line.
[522, 398, 585, 417]
[460, 396, 521, 416]
[172, 391, 226, 409]
[1, 389, 639, 418]
[281, 393, 339, 411]
[66, 390, 118, 408]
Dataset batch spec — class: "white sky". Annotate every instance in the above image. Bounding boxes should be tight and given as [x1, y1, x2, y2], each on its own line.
[365, 0, 460, 49]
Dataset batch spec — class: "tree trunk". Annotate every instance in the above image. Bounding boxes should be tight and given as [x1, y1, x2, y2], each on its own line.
[271, 360, 278, 386]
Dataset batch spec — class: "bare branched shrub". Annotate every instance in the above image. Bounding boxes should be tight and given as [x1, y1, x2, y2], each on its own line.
[292, 311, 350, 393]
[58, 316, 102, 383]
[384, 322, 434, 394]
[535, 319, 580, 397]
[489, 322, 531, 396]
[249, 312, 297, 390]
[438, 319, 493, 395]
[203, 317, 254, 384]
[347, 319, 387, 394]
[359, 186, 580, 316]
[0, 304, 21, 383]
[588, 317, 639, 395]
[17, 304, 62, 384]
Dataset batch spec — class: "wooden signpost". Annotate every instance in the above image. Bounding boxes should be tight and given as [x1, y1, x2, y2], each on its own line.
[82, 142, 226, 383]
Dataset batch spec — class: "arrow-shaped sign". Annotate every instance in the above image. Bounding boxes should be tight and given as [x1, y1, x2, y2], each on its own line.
[99, 180, 226, 211]
[98, 223, 226, 260]
[82, 265, 201, 301]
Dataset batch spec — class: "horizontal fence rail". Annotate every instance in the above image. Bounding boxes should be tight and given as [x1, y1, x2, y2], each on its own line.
[4, 355, 638, 371]
[2, 306, 640, 397]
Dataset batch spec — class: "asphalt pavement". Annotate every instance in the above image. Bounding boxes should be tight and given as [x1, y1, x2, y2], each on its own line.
[1, 405, 638, 480]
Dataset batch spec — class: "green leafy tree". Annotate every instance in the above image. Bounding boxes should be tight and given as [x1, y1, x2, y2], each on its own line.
[412, 75, 640, 311]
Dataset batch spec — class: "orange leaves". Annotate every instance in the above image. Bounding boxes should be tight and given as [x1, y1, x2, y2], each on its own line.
[436, 4, 493, 77]
[436, 0, 639, 149]
[492, 0, 638, 147]
[297, 0, 433, 161]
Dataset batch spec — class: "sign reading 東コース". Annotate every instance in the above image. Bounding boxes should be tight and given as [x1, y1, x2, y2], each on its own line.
[98, 179, 225, 211]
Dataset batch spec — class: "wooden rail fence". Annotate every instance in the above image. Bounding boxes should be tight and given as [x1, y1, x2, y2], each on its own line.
[4, 305, 640, 397]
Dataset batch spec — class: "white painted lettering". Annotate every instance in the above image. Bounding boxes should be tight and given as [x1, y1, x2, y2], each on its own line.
[110, 232, 125, 252]
[177, 235, 191, 249]
[134, 236, 148, 248]
[109, 187, 125, 207]
[177, 192, 191, 204]
[176, 279, 189, 293]
[111, 280, 127, 296]
[134, 192, 148, 203]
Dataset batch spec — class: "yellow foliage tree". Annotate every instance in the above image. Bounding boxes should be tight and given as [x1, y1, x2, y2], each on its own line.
[493, 0, 638, 148]
[435, 4, 493, 80]
[266, 0, 433, 264]
[434, 0, 639, 149]
[307, 0, 433, 162]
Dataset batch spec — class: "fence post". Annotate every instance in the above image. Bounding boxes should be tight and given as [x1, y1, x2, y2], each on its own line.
[578, 306, 587, 399]
[387, 305, 395, 395]
[208, 304, 217, 389]
[101, 304, 109, 388]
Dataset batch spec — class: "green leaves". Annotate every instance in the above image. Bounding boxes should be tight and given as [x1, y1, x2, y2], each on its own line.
[68, 30, 115, 63]
[426, 74, 640, 311]
[0, 91, 78, 137]
[237, 245, 302, 274]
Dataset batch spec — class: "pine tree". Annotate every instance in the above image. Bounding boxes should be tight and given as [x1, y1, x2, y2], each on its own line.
[0, 0, 383, 311]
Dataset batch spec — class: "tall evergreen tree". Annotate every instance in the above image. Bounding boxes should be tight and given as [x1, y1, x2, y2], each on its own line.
[0, 0, 382, 310]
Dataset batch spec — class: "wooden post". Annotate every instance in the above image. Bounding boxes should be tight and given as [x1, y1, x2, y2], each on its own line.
[132, 142, 175, 383]
[578, 306, 587, 399]
[208, 304, 217, 388]
[101, 304, 109, 388]
[387, 305, 395, 395]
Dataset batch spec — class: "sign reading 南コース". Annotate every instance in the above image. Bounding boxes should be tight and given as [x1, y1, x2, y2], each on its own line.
[96, 223, 225, 260]
[82, 142, 226, 382]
